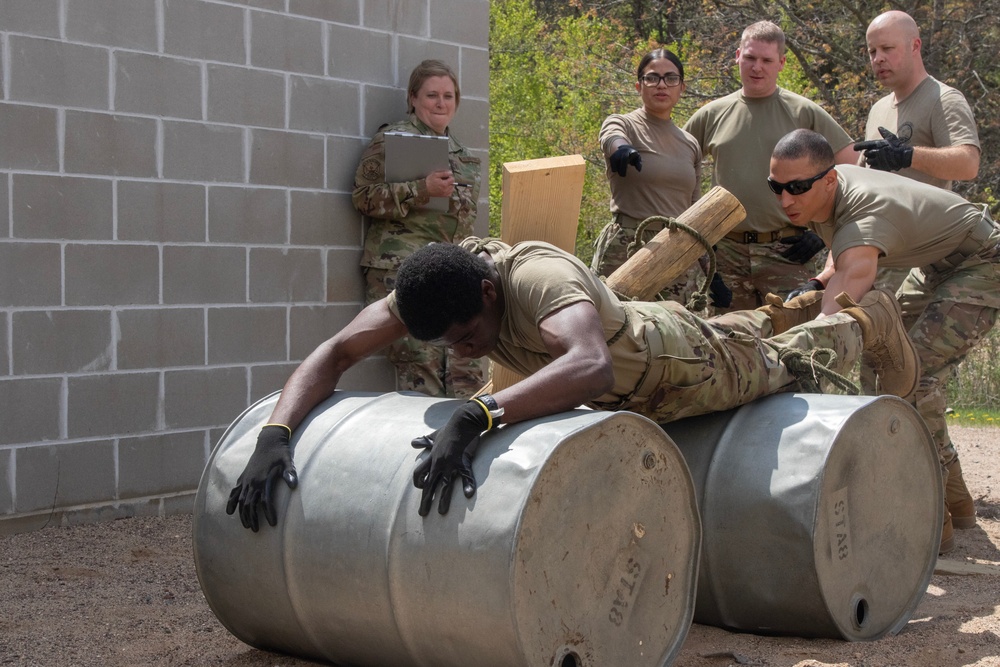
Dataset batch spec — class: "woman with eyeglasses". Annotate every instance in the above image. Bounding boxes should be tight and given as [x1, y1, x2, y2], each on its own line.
[594, 48, 722, 307]
[353, 59, 484, 399]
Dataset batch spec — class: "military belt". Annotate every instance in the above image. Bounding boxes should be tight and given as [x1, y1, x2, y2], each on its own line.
[929, 209, 999, 272]
[724, 227, 801, 244]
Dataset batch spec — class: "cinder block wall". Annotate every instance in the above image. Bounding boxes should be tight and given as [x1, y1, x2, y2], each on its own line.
[0, 0, 490, 534]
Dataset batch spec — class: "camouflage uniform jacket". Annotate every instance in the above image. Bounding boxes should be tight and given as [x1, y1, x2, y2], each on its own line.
[355, 115, 481, 271]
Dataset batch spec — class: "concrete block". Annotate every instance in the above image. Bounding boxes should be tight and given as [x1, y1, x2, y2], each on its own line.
[364, 0, 428, 35]
[0, 242, 61, 307]
[288, 0, 359, 23]
[431, 0, 489, 46]
[250, 12, 324, 75]
[0, 450, 11, 514]
[163, 366, 249, 430]
[290, 190, 362, 246]
[66, 0, 158, 51]
[248, 129, 324, 188]
[207, 186, 287, 244]
[163, 245, 247, 305]
[289, 76, 360, 135]
[7, 35, 109, 109]
[397, 39, 460, 84]
[118, 430, 208, 498]
[67, 372, 160, 438]
[0, 103, 59, 170]
[114, 52, 202, 120]
[206, 64, 285, 128]
[117, 181, 206, 243]
[289, 304, 360, 359]
[227, 0, 284, 10]
[250, 362, 298, 401]
[12, 174, 113, 241]
[328, 25, 393, 86]
[1, 177, 7, 236]
[65, 243, 160, 306]
[163, 0, 246, 64]
[117, 307, 206, 370]
[64, 111, 158, 177]
[12, 310, 112, 375]
[0, 377, 62, 446]
[0, 0, 60, 38]
[0, 313, 7, 376]
[207, 306, 287, 364]
[248, 247, 324, 303]
[162, 121, 245, 183]
[326, 135, 368, 193]
[361, 84, 407, 138]
[448, 96, 488, 151]
[14, 440, 116, 513]
[460, 46, 489, 101]
[326, 247, 365, 303]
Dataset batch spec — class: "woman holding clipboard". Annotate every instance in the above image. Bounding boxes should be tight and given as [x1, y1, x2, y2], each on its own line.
[353, 59, 484, 398]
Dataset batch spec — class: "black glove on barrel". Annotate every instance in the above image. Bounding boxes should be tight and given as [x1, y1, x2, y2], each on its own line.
[779, 230, 825, 264]
[854, 126, 913, 172]
[411, 401, 490, 516]
[785, 278, 824, 302]
[609, 145, 642, 177]
[225, 424, 298, 532]
[709, 272, 732, 308]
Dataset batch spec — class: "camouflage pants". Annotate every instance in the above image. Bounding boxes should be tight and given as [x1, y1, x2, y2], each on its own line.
[710, 236, 828, 312]
[595, 301, 864, 424]
[896, 244, 1000, 466]
[364, 267, 485, 399]
[592, 214, 707, 308]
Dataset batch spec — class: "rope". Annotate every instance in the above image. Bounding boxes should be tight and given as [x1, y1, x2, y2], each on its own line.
[773, 345, 860, 395]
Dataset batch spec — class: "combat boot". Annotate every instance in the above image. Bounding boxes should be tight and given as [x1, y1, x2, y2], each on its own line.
[945, 458, 977, 529]
[757, 290, 825, 335]
[835, 289, 919, 399]
[940, 509, 955, 555]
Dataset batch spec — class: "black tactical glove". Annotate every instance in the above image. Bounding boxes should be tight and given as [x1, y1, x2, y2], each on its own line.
[785, 278, 825, 302]
[226, 424, 298, 532]
[709, 272, 732, 308]
[609, 145, 643, 177]
[411, 399, 494, 516]
[854, 126, 913, 172]
[779, 230, 826, 264]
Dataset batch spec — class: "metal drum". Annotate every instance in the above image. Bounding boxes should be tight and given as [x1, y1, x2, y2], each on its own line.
[662, 393, 941, 641]
[194, 391, 701, 667]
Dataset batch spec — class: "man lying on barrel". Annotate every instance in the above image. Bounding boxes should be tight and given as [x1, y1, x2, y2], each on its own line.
[228, 236, 918, 530]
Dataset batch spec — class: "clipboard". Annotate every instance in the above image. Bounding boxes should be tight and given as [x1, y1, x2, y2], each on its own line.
[384, 131, 451, 212]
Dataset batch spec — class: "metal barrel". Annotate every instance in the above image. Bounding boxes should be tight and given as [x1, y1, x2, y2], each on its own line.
[193, 391, 701, 667]
[662, 393, 941, 641]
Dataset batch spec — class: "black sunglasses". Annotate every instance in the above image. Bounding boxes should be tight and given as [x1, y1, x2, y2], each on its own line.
[767, 166, 834, 196]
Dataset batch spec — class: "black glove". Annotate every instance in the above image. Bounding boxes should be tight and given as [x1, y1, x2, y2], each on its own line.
[411, 401, 491, 516]
[609, 145, 642, 177]
[225, 424, 298, 532]
[785, 278, 824, 302]
[854, 126, 913, 172]
[709, 272, 732, 308]
[779, 230, 825, 264]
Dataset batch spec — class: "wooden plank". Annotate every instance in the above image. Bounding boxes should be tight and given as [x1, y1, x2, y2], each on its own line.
[491, 154, 587, 392]
[604, 185, 746, 301]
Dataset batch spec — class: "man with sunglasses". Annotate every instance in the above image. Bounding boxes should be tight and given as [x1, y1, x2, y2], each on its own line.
[683, 20, 857, 312]
[769, 128, 1000, 554]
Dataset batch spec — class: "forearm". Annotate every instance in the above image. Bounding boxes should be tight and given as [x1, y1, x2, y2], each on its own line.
[820, 264, 876, 316]
[352, 180, 428, 220]
[909, 145, 980, 182]
[490, 353, 615, 425]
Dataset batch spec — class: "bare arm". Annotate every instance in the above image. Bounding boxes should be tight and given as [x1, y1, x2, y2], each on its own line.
[909, 144, 980, 182]
[269, 299, 408, 430]
[489, 301, 616, 423]
[834, 143, 861, 166]
[819, 245, 880, 316]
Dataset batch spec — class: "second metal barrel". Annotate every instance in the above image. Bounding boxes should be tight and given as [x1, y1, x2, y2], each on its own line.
[194, 391, 701, 667]
[663, 393, 941, 640]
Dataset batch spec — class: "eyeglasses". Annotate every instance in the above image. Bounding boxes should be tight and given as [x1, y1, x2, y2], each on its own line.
[767, 166, 834, 196]
[639, 72, 682, 87]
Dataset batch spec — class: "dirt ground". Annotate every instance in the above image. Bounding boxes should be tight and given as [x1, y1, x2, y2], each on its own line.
[1, 425, 997, 667]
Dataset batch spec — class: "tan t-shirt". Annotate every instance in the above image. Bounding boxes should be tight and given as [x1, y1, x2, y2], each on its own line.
[599, 108, 702, 219]
[683, 88, 854, 232]
[809, 165, 988, 269]
[386, 238, 652, 403]
[865, 76, 980, 190]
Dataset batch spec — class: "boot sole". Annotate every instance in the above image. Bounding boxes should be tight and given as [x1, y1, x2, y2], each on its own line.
[952, 515, 977, 530]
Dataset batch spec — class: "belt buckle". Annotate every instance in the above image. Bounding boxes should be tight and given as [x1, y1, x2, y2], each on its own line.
[744, 231, 759, 243]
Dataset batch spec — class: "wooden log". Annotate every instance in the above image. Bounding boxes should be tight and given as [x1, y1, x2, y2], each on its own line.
[491, 155, 587, 392]
[604, 186, 746, 302]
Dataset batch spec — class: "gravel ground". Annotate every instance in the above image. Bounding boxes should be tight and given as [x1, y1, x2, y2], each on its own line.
[1, 425, 997, 667]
